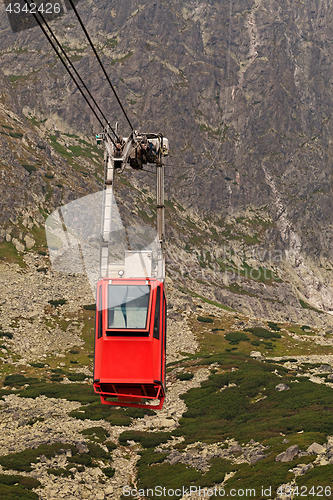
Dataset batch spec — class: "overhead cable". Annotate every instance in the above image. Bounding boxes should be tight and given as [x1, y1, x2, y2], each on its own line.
[23, 0, 117, 146]
[67, 0, 134, 132]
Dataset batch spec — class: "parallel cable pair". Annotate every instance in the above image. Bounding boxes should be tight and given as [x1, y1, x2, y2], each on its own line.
[23, 0, 134, 144]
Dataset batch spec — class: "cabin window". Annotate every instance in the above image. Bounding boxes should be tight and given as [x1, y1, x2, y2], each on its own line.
[108, 285, 150, 329]
[153, 287, 161, 339]
[97, 285, 102, 338]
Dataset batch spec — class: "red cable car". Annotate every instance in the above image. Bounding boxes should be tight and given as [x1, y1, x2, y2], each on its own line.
[93, 277, 166, 409]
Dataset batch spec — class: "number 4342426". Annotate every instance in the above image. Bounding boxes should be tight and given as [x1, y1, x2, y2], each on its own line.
[6, 3, 61, 14]
[277, 485, 332, 496]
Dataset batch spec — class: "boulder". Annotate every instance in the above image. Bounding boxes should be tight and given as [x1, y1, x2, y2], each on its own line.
[276, 445, 299, 462]
[275, 383, 290, 391]
[307, 442, 325, 454]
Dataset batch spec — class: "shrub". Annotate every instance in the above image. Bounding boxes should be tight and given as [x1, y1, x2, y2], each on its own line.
[119, 431, 171, 448]
[245, 327, 281, 339]
[47, 468, 71, 477]
[83, 304, 96, 310]
[3, 374, 38, 387]
[22, 164, 36, 173]
[105, 441, 117, 451]
[68, 373, 85, 382]
[48, 299, 67, 307]
[103, 467, 115, 478]
[0, 331, 13, 339]
[68, 454, 92, 467]
[81, 426, 109, 442]
[225, 332, 249, 343]
[0, 474, 40, 489]
[197, 316, 214, 323]
[87, 441, 108, 459]
[0, 443, 77, 472]
[177, 372, 194, 381]
[268, 322, 281, 331]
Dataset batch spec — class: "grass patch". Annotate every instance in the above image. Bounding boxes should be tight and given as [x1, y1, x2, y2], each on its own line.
[102, 467, 115, 478]
[48, 299, 67, 307]
[3, 374, 39, 387]
[119, 431, 171, 448]
[136, 453, 236, 500]
[68, 373, 86, 382]
[17, 382, 97, 403]
[225, 332, 249, 344]
[0, 331, 13, 339]
[268, 322, 281, 331]
[111, 51, 134, 65]
[21, 164, 36, 174]
[177, 372, 194, 381]
[197, 316, 214, 323]
[0, 443, 77, 472]
[69, 401, 155, 426]
[83, 303, 96, 311]
[171, 353, 333, 445]
[0, 241, 26, 267]
[81, 426, 109, 442]
[245, 327, 281, 339]
[0, 475, 40, 490]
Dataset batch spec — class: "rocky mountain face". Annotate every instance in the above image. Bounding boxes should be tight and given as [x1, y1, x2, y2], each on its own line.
[1, 0, 333, 324]
[2, 2, 333, 498]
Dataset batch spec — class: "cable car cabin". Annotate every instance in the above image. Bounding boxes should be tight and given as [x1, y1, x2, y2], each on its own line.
[93, 278, 166, 409]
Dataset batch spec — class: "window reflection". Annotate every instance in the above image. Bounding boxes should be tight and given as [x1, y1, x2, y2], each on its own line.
[108, 285, 150, 329]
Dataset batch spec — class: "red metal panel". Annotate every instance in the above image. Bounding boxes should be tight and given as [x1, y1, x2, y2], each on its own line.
[93, 277, 166, 409]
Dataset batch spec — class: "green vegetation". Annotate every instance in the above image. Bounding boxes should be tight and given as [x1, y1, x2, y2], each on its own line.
[111, 51, 134, 65]
[0, 443, 77, 472]
[299, 299, 323, 313]
[136, 452, 236, 500]
[225, 331, 249, 344]
[81, 426, 109, 442]
[0, 241, 26, 267]
[188, 291, 235, 312]
[176, 372, 194, 381]
[46, 468, 71, 477]
[245, 327, 281, 339]
[267, 321, 281, 331]
[3, 374, 39, 387]
[21, 164, 36, 174]
[16, 381, 97, 403]
[104, 37, 118, 48]
[0, 474, 40, 499]
[69, 400, 155, 426]
[103, 466, 115, 478]
[9, 132, 23, 138]
[0, 331, 13, 339]
[197, 316, 214, 323]
[83, 303, 96, 311]
[119, 431, 172, 448]
[48, 299, 67, 307]
[68, 373, 86, 381]
[171, 352, 333, 444]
